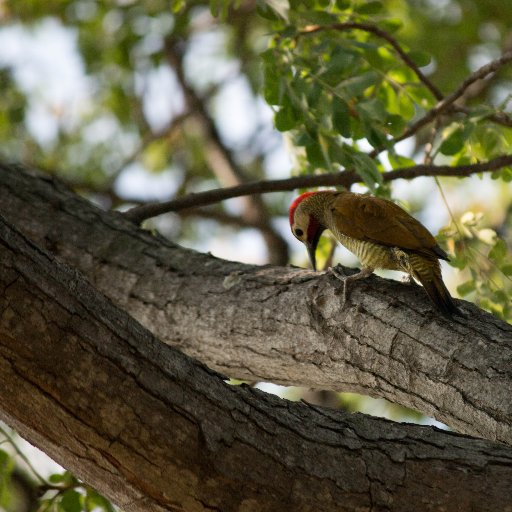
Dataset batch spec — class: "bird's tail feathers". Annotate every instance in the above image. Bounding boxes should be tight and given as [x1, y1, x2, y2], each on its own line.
[409, 254, 460, 317]
[418, 274, 460, 317]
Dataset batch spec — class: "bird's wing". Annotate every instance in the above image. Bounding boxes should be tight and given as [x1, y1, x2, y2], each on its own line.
[331, 193, 440, 254]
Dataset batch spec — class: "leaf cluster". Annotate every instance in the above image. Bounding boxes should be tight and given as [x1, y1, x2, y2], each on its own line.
[440, 211, 512, 320]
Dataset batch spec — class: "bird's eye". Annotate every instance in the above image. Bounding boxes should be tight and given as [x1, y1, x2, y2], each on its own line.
[294, 228, 304, 237]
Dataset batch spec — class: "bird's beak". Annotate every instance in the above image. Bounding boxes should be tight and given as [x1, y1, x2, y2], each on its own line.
[305, 225, 324, 271]
[306, 241, 317, 271]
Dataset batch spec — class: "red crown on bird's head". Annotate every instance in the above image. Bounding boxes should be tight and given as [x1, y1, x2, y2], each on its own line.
[289, 192, 318, 226]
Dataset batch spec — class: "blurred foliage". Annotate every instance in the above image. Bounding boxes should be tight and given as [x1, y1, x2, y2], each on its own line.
[0, 425, 116, 512]
[439, 210, 512, 319]
[0, 0, 512, 508]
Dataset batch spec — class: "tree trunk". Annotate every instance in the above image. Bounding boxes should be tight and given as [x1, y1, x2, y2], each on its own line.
[1, 163, 510, 447]
[1, 203, 511, 511]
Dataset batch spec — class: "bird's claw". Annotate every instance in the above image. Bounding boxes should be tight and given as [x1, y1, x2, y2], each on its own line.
[328, 264, 347, 280]
[327, 266, 349, 306]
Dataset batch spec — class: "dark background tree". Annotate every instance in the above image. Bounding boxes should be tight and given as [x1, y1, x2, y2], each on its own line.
[0, 0, 511, 510]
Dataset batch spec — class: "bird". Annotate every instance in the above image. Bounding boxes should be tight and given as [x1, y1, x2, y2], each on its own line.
[289, 189, 460, 316]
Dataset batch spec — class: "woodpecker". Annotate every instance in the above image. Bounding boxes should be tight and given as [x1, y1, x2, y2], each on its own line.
[289, 190, 460, 316]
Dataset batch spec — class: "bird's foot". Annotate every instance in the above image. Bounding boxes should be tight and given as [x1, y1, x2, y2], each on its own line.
[328, 263, 348, 278]
[328, 266, 374, 307]
[328, 266, 349, 307]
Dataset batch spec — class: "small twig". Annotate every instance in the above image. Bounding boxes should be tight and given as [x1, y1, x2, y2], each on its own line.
[447, 51, 512, 107]
[299, 22, 444, 100]
[423, 118, 440, 165]
[0, 425, 47, 486]
[107, 111, 192, 183]
[123, 154, 512, 223]
[165, 38, 289, 265]
[487, 111, 512, 128]
[453, 106, 512, 128]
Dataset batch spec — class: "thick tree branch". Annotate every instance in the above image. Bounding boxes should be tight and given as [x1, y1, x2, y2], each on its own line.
[1, 163, 511, 448]
[123, 155, 512, 223]
[1, 211, 511, 511]
[299, 22, 444, 101]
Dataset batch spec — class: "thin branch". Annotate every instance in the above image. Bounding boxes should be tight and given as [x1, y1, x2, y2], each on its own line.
[164, 38, 289, 265]
[483, 111, 512, 127]
[299, 22, 444, 100]
[106, 110, 193, 185]
[386, 154, 512, 179]
[423, 118, 439, 165]
[0, 425, 48, 485]
[123, 154, 512, 223]
[438, 49, 512, 110]
[453, 106, 512, 128]
[368, 50, 512, 157]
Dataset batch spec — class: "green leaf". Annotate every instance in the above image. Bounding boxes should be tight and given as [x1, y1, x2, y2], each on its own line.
[386, 114, 406, 134]
[49, 473, 66, 483]
[499, 167, 512, 182]
[457, 280, 476, 297]
[305, 141, 327, 168]
[0, 449, 12, 470]
[464, 104, 496, 120]
[327, 138, 346, 164]
[387, 153, 416, 169]
[501, 264, 512, 276]
[335, 0, 351, 9]
[257, 1, 282, 21]
[210, 0, 239, 20]
[379, 18, 403, 33]
[279, 25, 298, 38]
[406, 51, 432, 67]
[274, 101, 299, 131]
[142, 139, 170, 172]
[294, 131, 314, 146]
[337, 71, 380, 98]
[300, 10, 340, 25]
[489, 239, 508, 263]
[365, 124, 388, 148]
[171, 0, 186, 13]
[439, 124, 472, 156]
[85, 488, 116, 512]
[352, 152, 383, 191]
[262, 57, 285, 105]
[356, 97, 387, 122]
[448, 254, 468, 270]
[61, 489, 82, 512]
[305, 81, 322, 108]
[492, 289, 508, 305]
[0, 449, 14, 501]
[332, 97, 351, 137]
[398, 91, 416, 120]
[355, 1, 383, 14]
[319, 48, 357, 85]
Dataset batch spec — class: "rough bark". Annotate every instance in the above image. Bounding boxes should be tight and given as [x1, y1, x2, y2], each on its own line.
[1, 208, 512, 512]
[0, 163, 511, 449]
